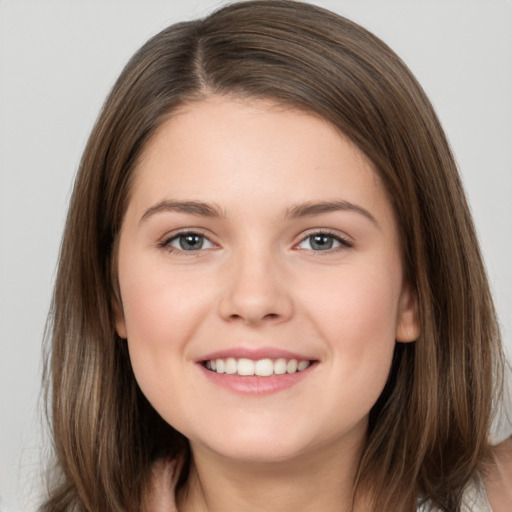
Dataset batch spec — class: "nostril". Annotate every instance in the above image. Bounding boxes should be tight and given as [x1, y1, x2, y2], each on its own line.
[228, 312, 279, 322]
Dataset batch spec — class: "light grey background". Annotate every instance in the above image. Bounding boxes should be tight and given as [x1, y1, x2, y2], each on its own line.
[1, 1, 511, 511]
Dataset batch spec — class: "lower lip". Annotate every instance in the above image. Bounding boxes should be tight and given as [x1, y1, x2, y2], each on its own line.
[197, 362, 317, 395]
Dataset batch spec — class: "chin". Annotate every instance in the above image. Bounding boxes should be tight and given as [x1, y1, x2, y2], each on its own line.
[210, 439, 310, 464]
[188, 421, 336, 465]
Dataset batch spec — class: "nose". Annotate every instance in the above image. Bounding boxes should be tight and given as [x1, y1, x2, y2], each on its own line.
[218, 247, 294, 326]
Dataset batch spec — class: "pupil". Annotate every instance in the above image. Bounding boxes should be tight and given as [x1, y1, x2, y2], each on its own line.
[311, 234, 333, 250]
[180, 234, 203, 250]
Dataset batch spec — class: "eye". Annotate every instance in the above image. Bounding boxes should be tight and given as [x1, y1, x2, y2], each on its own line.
[164, 232, 216, 252]
[296, 232, 352, 251]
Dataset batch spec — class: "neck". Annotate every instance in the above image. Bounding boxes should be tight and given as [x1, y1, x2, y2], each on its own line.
[178, 431, 365, 512]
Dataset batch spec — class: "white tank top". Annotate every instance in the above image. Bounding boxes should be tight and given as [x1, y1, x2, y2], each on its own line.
[418, 479, 493, 511]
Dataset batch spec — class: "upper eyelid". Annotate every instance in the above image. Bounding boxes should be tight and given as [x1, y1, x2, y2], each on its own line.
[158, 227, 353, 248]
[160, 231, 218, 255]
[161, 228, 212, 243]
[292, 231, 354, 254]
[295, 228, 353, 244]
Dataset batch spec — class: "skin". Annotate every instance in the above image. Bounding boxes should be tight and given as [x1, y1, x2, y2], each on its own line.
[485, 438, 512, 511]
[115, 96, 419, 512]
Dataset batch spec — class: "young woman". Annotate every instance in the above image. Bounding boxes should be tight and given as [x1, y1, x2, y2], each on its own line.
[41, 1, 511, 511]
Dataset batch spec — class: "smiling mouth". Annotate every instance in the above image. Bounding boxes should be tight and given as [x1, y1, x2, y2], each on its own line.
[202, 357, 313, 377]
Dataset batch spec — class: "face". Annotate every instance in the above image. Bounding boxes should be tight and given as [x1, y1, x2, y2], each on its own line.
[115, 96, 419, 464]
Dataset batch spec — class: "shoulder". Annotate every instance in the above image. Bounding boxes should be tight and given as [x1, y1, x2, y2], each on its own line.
[484, 437, 512, 512]
[143, 457, 180, 512]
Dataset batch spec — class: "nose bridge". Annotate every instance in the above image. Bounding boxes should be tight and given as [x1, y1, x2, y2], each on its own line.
[218, 239, 293, 324]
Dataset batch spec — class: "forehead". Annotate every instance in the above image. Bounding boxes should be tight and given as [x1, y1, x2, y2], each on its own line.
[127, 95, 391, 224]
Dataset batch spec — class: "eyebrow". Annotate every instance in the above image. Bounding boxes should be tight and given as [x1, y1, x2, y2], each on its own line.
[140, 199, 379, 228]
[285, 200, 379, 228]
[140, 200, 226, 223]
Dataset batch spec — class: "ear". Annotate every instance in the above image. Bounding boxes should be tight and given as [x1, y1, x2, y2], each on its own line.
[114, 300, 128, 339]
[396, 283, 420, 343]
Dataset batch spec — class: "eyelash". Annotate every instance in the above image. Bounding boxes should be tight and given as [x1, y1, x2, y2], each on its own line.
[160, 230, 216, 254]
[294, 230, 353, 254]
[159, 229, 353, 255]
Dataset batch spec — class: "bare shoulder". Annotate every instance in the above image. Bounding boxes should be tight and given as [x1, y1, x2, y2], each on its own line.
[143, 457, 180, 512]
[484, 437, 512, 512]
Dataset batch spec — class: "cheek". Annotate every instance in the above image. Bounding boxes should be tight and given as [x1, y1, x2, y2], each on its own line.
[118, 259, 214, 391]
[304, 263, 401, 342]
[120, 254, 214, 342]
[120, 268, 215, 427]
[299, 264, 401, 400]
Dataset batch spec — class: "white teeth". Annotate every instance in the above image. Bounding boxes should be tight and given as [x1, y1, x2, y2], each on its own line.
[297, 360, 310, 371]
[225, 357, 237, 374]
[204, 357, 312, 376]
[274, 358, 287, 375]
[216, 359, 225, 374]
[237, 358, 255, 376]
[255, 359, 274, 376]
[286, 359, 298, 374]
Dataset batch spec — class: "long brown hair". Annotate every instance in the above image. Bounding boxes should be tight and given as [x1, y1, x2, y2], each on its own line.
[41, 1, 504, 511]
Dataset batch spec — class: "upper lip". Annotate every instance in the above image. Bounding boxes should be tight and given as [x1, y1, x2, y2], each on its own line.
[197, 346, 316, 362]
